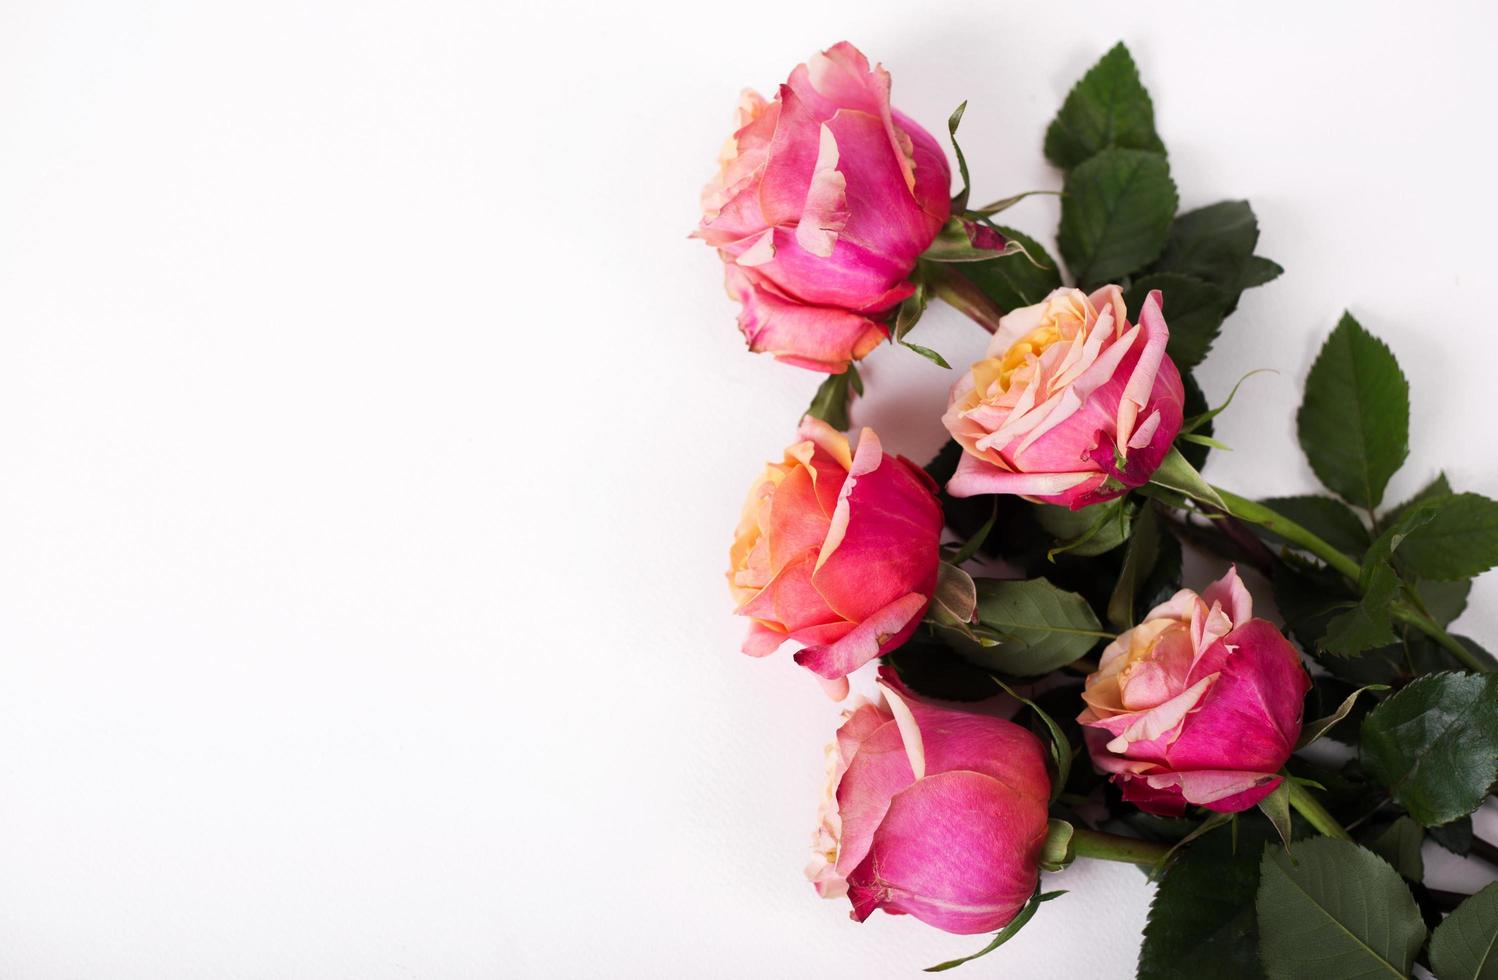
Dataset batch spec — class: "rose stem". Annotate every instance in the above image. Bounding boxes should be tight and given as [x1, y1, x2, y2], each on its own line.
[927, 265, 1003, 334]
[1207, 486, 1492, 675]
[1067, 827, 1171, 866]
[1286, 780, 1353, 842]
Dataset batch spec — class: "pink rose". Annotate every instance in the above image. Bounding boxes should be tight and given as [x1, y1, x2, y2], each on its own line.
[729, 418, 942, 698]
[1077, 567, 1310, 816]
[808, 675, 1051, 934]
[695, 42, 952, 373]
[941, 285, 1185, 508]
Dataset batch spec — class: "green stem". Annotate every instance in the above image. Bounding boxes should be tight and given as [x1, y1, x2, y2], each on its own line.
[1209, 485, 1493, 674]
[1391, 604, 1489, 673]
[1210, 486, 1361, 580]
[1287, 781, 1353, 841]
[1068, 827, 1171, 866]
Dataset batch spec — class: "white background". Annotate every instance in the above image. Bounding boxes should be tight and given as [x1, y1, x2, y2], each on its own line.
[1, 1, 1496, 977]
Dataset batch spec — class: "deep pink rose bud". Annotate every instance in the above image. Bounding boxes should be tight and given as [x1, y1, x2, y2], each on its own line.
[728, 418, 943, 699]
[1077, 567, 1310, 816]
[695, 42, 952, 373]
[808, 675, 1051, 934]
[942, 285, 1185, 508]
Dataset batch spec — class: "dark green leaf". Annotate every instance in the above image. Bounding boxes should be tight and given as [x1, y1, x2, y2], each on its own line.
[1297, 683, 1388, 748]
[1418, 578, 1471, 627]
[1427, 814, 1473, 856]
[992, 676, 1071, 799]
[892, 277, 929, 343]
[1365, 817, 1424, 882]
[1110, 504, 1164, 629]
[1257, 782, 1292, 851]
[901, 341, 952, 369]
[1296, 313, 1410, 509]
[1178, 372, 1214, 470]
[955, 578, 1104, 675]
[960, 225, 1062, 311]
[1239, 255, 1283, 289]
[1256, 838, 1425, 979]
[1320, 560, 1398, 656]
[1429, 881, 1498, 980]
[1259, 496, 1371, 557]
[1152, 201, 1259, 302]
[1124, 273, 1228, 371]
[1034, 498, 1132, 557]
[883, 636, 996, 703]
[925, 890, 1065, 972]
[948, 101, 971, 212]
[1058, 148, 1177, 290]
[1360, 671, 1498, 826]
[804, 366, 859, 431]
[1388, 492, 1498, 581]
[1139, 823, 1269, 980]
[1044, 42, 1164, 170]
[1382, 472, 1451, 528]
[1271, 558, 1356, 658]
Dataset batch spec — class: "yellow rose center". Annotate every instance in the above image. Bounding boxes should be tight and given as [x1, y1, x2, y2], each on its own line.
[993, 324, 1063, 389]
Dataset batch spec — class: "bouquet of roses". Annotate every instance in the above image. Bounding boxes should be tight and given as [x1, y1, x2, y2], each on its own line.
[695, 41, 1498, 977]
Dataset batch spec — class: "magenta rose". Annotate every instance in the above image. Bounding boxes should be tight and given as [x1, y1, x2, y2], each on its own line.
[808, 675, 1051, 934]
[1077, 567, 1310, 815]
[942, 285, 1185, 508]
[729, 418, 943, 698]
[695, 42, 952, 373]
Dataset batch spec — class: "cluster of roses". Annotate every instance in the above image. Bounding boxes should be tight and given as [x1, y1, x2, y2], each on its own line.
[699, 43, 1308, 939]
[697, 42, 1498, 977]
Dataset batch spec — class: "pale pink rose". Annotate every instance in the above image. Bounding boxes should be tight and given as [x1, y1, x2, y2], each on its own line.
[942, 285, 1185, 508]
[1077, 567, 1310, 815]
[695, 42, 951, 373]
[729, 418, 942, 698]
[808, 674, 1051, 935]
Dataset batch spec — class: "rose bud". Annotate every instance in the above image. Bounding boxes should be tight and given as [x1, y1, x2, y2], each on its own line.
[1077, 567, 1310, 816]
[694, 42, 952, 373]
[807, 675, 1051, 934]
[728, 418, 942, 698]
[941, 285, 1185, 508]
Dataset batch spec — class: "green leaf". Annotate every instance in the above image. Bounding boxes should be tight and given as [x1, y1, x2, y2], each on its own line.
[1256, 838, 1426, 980]
[901, 341, 952, 369]
[1044, 42, 1164, 170]
[1416, 577, 1470, 626]
[1257, 782, 1292, 851]
[1110, 504, 1165, 629]
[1239, 255, 1283, 289]
[892, 277, 929, 343]
[1149, 445, 1226, 510]
[1296, 313, 1410, 509]
[1365, 817, 1424, 883]
[1388, 492, 1498, 581]
[948, 101, 971, 212]
[1152, 201, 1259, 302]
[925, 890, 1065, 972]
[1139, 822, 1269, 980]
[1382, 472, 1451, 528]
[1297, 684, 1388, 748]
[1058, 148, 1177, 290]
[1034, 498, 1132, 557]
[804, 366, 860, 431]
[960, 225, 1062, 311]
[1259, 496, 1371, 558]
[1429, 881, 1498, 980]
[992, 676, 1072, 799]
[1124, 273, 1228, 371]
[929, 561, 978, 629]
[945, 499, 998, 567]
[1319, 560, 1398, 656]
[1428, 815, 1473, 856]
[956, 578, 1104, 675]
[1360, 671, 1498, 827]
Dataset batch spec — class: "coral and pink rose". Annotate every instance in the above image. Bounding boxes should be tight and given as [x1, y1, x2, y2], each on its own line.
[1077, 567, 1310, 816]
[728, 418, 943, 698]
[942, 285, 1185, 508]
[807, 674, 1051, 934]
[695, 42, 952, 373]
